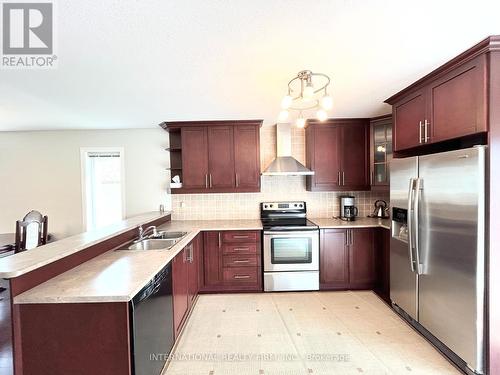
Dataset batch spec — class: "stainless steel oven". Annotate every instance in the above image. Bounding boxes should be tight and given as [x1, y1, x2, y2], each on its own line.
[263, 231, 318, 271]
[261, 201, 319, 292]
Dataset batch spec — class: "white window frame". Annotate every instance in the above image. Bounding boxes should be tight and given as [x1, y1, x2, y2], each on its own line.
[80, 147, 126, 231]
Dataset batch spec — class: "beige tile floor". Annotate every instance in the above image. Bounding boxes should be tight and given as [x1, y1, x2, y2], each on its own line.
[164, 291, 461, 375]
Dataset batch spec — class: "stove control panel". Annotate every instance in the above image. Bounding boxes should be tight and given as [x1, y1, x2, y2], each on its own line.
[261, 201, 306, 211]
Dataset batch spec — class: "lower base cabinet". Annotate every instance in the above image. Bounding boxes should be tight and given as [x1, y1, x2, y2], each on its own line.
[201, 230, 262, 292]
[320, 229, 349, 289]
[173, 234, 201, 338]
[349, 228, 377, 289]
[320, 228, 377, 290]
[374, 228, 391, 303]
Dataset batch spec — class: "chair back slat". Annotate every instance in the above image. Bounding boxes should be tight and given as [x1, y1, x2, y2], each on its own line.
[14, 211, 48, 253]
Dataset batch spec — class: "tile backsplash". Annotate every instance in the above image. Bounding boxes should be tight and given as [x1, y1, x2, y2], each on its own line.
[170, 176, 388, 220]
[169, 124, 388, 221]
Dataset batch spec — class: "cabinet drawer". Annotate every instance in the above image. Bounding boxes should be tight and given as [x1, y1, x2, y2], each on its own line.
[223, 254, 258, 268]
[222, 231, 260, 243]
[222, 243, 259, 255]
[223, 267, 259, 283]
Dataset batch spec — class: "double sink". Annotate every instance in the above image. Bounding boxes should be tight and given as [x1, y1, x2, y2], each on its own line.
[119, 231, 188, 251]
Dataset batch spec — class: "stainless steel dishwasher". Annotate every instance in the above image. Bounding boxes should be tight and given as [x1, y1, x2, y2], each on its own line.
[130, 263, 174, 375]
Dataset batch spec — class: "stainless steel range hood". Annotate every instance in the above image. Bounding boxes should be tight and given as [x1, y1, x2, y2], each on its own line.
[262, 123, 314, 176]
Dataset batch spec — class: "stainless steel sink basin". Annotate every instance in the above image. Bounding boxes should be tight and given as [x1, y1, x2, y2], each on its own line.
[126, 239, 177, 251]
[152, 231, 188, 240]
[116, 230, 188, 251]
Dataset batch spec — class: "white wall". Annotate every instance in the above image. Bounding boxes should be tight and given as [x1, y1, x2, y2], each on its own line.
[0, 129, 169, 239]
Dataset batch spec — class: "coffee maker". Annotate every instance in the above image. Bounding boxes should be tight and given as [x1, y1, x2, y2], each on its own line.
[340, 196, 358, 221]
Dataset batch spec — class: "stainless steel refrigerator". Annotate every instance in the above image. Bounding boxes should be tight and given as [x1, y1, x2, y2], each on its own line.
[390, 146, 486, 375]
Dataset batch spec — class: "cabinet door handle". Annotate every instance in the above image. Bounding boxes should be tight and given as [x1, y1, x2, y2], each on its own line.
[235, 173, 239, 187]
[338, 171, 341, 186]
[342, 171, 345, 186]
[424, 120, 430, 143]
[218, 232, 221, 248]
[233, 235, 249, 239]
[233, 259, 250, 264]
[233, 247, 250, 251]
[205, 174, 208, 188]
[234, 275, 251, 279]
[209, 174, 213, 188]
[419, 121, 423, 144]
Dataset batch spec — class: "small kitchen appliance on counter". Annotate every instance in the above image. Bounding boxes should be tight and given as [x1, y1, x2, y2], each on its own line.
[369, 200, 390, 219]
[339, 196, 358, 221]
[260, 201, 319, 292]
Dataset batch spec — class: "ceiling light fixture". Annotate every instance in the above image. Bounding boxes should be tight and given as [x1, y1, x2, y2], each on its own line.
[278, 70, 332, 126]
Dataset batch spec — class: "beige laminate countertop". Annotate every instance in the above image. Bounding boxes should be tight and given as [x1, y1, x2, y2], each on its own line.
[0, 212, 172, 279]
[14, 219, 262, 305]
[13, 218, 389, 305]
[310, 217, 391, 230]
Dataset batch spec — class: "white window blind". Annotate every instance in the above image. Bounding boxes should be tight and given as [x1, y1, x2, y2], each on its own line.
[81, 149, 124, 230]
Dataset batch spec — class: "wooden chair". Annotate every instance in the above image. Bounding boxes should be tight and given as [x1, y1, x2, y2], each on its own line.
[14, 211, 48, 253]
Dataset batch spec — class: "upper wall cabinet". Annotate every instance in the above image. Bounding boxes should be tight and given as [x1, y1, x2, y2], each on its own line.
[305, 119, 370, 191]
[370, 115, 392, 191]
[385, 37, 500, 153]
[160, 120, 262, 194]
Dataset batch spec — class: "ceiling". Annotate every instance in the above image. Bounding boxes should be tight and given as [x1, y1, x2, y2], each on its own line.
[2, 0, 500, 131]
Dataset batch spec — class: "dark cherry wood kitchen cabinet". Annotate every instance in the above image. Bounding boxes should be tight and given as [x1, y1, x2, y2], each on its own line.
[173, 234, 202, 338]
[234, 125, 261, 190]
[201, 230, 262, 293]
[207, 125, 235, 189]
[428, 55, 487, 143]
[172, 246, 189, 338]
[370, 114, 393, 190]
[306, 125, 342, 190]
[187, 234, 202, 306]
[180, 126, 209, 189]
[320, 228, 376, 290]
[305, 119, 370, 191]
[348, 228, 376, 289]
[160, 120, 262, 194]
[202, 231, 222, 289]
[374, 228, 391, 304]
[386, 41, 490, 153]
[341, 122, 370, 189]
[392, 89, 426, 151]
[320, 229, 349, 289]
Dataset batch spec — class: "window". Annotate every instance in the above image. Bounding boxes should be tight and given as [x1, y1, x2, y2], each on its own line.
[81, 148, 125, 231]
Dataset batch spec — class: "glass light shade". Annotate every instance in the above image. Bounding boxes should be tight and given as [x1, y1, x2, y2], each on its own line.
[281, 95, 293, 109]
[321, 94, 333, 110]
[296, 116, 306, 128]
[316, 109, 328, 122]
[278, 110, 289, 122]
[303, 84, 314, 99]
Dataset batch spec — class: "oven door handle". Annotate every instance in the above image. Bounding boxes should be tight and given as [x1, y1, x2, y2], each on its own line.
[263, 230, 319, 236]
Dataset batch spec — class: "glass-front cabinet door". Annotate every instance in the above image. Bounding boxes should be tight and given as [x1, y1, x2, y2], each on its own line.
[370, 115, 393, 189]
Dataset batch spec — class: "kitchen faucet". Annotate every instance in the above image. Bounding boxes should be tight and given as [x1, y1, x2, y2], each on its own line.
[138, 225, 158, 240]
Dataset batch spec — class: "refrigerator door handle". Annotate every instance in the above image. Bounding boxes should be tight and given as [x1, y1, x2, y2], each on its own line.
[407, 178, 416, 273]
[413, 178, 423, 274]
